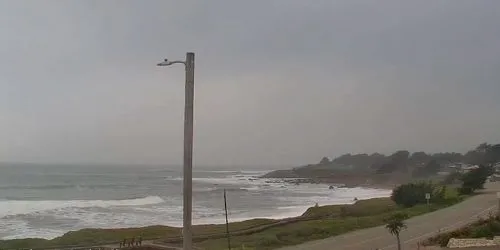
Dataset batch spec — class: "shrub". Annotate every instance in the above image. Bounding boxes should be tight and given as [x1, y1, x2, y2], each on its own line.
[460, 165, 494, 194]
[472, 225, 494, 238]
[391, 182, 440, 207]
[458, 186, 474, 195]
[256, 235, 281, 247]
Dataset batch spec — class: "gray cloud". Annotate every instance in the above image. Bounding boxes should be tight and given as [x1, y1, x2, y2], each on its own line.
[1, 1, 499, 166]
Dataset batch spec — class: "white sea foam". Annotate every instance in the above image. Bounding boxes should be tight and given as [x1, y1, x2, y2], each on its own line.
[0, 196, 165, 217]
[194, 170, 270, 175]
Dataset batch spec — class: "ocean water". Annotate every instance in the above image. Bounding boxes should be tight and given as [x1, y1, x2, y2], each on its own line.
[0, 164, 391, 240]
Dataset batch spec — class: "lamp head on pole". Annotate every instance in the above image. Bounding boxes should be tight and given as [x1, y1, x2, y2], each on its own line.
[157, 59, 171, 66]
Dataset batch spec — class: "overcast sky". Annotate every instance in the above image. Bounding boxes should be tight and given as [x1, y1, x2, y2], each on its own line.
[1, 1, 499, 167]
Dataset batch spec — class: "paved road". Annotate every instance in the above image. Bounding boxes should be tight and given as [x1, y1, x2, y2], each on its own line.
[279, 182, 500, 250]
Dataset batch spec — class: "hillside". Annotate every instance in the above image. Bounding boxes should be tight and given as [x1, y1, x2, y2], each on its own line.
[262, 143, 500, 187]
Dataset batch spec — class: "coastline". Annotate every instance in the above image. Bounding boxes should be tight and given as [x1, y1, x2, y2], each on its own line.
[271, 176, 400, 190]
[0, 186, 392, 244]
[0, 196, 396, 249]
[1, 190, 471, 250]
[0, 166, 396, 243]
[260, 166, 414, 191]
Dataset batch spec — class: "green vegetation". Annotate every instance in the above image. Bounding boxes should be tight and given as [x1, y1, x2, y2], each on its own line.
[385, 212, 409, 250]
[0, 219, 275, 249]
[198, 215, 387, 250]
[302, 198, 396, 218]
[196, 192, 465, 250]
[425, 214, 500, 247]
[391, 182, 453, 207]
[459, 165, 494, 194]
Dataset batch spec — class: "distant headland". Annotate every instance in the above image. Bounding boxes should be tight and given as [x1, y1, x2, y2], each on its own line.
[262, 143, 500, 188]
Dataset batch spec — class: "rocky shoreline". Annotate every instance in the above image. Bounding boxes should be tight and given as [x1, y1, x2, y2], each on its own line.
[261, 171, 399, 190]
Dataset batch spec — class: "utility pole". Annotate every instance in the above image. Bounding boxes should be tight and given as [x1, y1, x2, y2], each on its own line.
[157, 52, 195, 250]
[224, 189, 231, 250]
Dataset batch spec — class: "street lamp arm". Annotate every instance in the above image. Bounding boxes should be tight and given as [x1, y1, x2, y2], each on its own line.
[157, 60, 186, 67]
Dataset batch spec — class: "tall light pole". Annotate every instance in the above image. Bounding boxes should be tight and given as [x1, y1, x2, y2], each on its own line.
[157, 52, 195, 250]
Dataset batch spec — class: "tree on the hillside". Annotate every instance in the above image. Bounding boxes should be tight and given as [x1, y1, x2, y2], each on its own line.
[484, 144, 500, 165]
[462, 143, 494, 165]
[431, 152, 463, 163]
[376, 162, 397, 174]
[390, 150, 410, 165]
[319, 157, 330, 165]
[385, 212, 409, 250]
[410, 151, 431, 164]
[375, 151, 410, 174]
[332, 153, 386, 169]
[460, 165, 494, 194]
[412, 160, 441, 177]
[461, 143, 500, 166]
[463, 150, 484, 165]
[476, 143, 492, 153]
